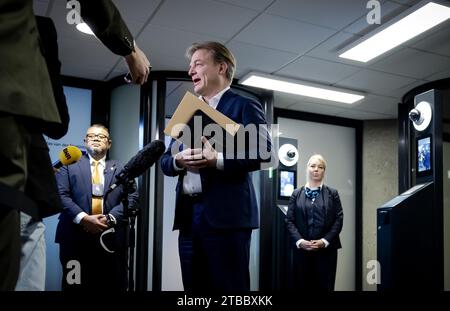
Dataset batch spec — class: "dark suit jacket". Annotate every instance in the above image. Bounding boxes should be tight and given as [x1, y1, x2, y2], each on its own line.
[35, 15, 69, 140]
[285, 185, 343, 249]
[0, 0, 134, 128]
[55, 154, 138, 246]
[15, 16, 70, 220]
[0, 0, 60, 125]
[161, 90, 271, 230]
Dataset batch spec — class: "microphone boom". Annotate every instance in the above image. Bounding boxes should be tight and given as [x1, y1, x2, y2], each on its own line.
[110, 140, 165, 190]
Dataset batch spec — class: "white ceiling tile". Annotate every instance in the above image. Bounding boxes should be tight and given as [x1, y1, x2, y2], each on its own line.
[211, 0, 273, 11]
[276, 56, 360, 84]
[352, 94, 399, 115]
[410, 22, 450, 57]
[135, 25, 225, 72]
[113, 0, 162, 24]
[266, 0, 366, 31]
[343, 0, 407, 35]
[369, 47, 450, 79]
[285, 101, 348, 117]
[336, 69, 415, 93]
[62, 59, 115, 81]
[306, 31, 366, 67]
[271, 87, 367, 108]
[380, 79, 428, 98]
[49, 1, 144, 39]
[389, 0, 423, 6]
[36, 0, 450, 120]
[234, 13, 336, 54]
[150, 0, 258, 39]
[425, 67, 450, 81]
[228, 41, 298, 78]
[58, 36, 121, 71]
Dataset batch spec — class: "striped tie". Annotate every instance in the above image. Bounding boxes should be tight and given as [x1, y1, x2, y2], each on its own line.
[91, 160, 102, 215]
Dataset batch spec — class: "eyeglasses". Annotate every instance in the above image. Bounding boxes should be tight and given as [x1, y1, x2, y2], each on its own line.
[86, 134, 109, 141]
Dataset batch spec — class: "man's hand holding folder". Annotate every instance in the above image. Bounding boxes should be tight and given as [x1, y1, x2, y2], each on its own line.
[164, 91, 240, 150]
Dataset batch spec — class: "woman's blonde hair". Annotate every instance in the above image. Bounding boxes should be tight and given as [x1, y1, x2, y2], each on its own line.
[306, 154, 327, 170]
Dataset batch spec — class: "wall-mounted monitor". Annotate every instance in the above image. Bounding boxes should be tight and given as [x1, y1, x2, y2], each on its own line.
[278, 169, 297, 199]
[416, 135, 432, 177]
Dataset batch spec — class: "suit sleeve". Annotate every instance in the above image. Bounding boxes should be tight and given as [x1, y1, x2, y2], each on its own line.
[77, 0, 135, 56]
[323, 189, 344, 243]
[285, 189, 304, 247]
[35, 16, 69, 139]
[222, 99, 272, 173]
[55, 165, 85, 220]
[160, 138, 184, 177]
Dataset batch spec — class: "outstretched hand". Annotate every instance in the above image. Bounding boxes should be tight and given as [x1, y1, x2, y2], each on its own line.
[124, 42, 151, 85]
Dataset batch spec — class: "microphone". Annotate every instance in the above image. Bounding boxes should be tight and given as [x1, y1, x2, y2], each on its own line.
[109, 140, 165, 191]
[53, 145, 83, 169]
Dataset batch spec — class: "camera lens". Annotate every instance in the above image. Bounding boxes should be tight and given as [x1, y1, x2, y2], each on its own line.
[287, 150, 296, 158]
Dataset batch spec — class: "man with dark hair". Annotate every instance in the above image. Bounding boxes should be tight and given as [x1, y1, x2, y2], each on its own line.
[55, 124, 138, 290]
[161, 41, 271, 292]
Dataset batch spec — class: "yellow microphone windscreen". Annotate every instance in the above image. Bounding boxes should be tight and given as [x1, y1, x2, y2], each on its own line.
[59, 145, 82, 165]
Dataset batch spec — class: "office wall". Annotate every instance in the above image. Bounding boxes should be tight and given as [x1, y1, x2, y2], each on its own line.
[109, 84, 142, 286]
[362, 119, 398, 291]
[109, 84, 140, 163]
[278, 117, 356, 290]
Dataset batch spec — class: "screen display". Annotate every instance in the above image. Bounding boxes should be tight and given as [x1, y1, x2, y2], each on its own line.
[417, 136, 431, 172]
[279, 170, 296, 198]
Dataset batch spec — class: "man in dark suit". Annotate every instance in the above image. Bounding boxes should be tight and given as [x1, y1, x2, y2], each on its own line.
[55, 124, 138, 290]
[161, 41, 271, 292]
[0, 0, 149, 290]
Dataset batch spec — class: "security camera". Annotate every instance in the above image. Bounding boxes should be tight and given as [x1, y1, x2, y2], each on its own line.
[409, 101, 432, 132]
[286, 150, 296, 159]
[408, 108, 421, 124]
[278, 144, 299, 167]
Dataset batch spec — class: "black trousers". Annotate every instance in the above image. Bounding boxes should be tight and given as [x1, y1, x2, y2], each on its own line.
[0, 115, 30, 290]
[178, 196, 252, 292]
[0, 209, 20, 290]
[292, 247, 338, 291]
[59, 230, 127, 291]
